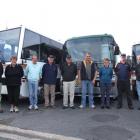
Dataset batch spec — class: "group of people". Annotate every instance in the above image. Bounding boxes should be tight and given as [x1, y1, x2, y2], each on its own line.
[0, 52, 139, 113]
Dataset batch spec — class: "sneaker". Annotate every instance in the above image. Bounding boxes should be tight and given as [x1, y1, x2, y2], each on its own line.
[90, 104, 96, 109]
[101, 105, 105, 109]
[128, 106, 134, 110]
[117, 105, 122, 109]
[106, 106, 110, 109]
[50, 105, 56, 109]
[28, 105, 33, 110]
[14, 106, 19, 112]
[10, 106, 14, 112]
[34, 105, 38, 110]
[70, 106, 75, 109]
[79, 105, 84, 109]
[62, 106, 68, 109]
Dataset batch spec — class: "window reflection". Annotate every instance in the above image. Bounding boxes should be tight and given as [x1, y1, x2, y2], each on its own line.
[0, 28, 21, 62]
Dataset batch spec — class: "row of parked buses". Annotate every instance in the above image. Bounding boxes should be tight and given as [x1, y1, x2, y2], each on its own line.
[0, 26, 120, 99]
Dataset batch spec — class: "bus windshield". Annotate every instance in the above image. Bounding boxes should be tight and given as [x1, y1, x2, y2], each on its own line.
[65, 36, 114, 62]
[134, 45, 140, 56]
[0, 28, 21, 62]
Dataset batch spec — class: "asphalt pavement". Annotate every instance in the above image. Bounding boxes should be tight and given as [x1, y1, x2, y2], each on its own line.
[0, 96, 140, 140]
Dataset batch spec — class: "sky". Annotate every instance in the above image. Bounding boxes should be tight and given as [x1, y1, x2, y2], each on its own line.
[0, 0, 140, 55]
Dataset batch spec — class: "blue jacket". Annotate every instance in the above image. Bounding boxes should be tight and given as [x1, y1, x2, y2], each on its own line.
[42, 63, 57, 85]
[99, 66, 113, 83]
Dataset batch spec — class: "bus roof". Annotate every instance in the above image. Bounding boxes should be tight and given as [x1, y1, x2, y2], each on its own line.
[66, 34, 114, 42]
[0, 26, 63, 49]
[133, 44, 140, 47]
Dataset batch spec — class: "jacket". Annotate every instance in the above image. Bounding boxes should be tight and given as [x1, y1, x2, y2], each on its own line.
[61, 62, 77, 82]
[135, 63, 140, 81]
[115, 62, 131, 81]
[99, 66, 113, 83]
[42, 63, 57, 85]
[5, 64, 24, 86]
[0, 62, 3, 83]
[80, 60, 96, 81]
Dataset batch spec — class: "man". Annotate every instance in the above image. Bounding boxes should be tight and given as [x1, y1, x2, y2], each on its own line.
[79, 53, 97, 109]
[5, 56, 24, 112]
[61, 55, 77, 109]
[42, 55, 57, 108]
[0, 62, 3, 113]
[135, 55, 140, 110]
[99, 58, 113, 109]
[115, 54, 133, 109]
[25, 55, 42, 110]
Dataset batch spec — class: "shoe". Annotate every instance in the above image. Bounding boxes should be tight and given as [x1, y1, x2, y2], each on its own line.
[79, 105, 84, 109]
[34, 105, 38, 110]
[14, 106, 19, 112]
[117, 105, 122, 109]
[28, 105, 33, 110]
[101, 106, 104, 109]
[128, 106, 134, 110]
[62, 106, 68, 109]
[106, 106, 110, 109]
[70, 106, 75, 109]
[90, 104, 96, 109]
[138, 107, 140, 110]
[10, 106, 14, 112]
[0, 109, 3, 113]
[50, 105, 56, 109]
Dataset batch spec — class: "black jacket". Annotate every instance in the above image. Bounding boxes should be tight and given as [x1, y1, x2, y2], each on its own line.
[115, 62, 131, 80]
[61, 63, 77, 82]
[5, 64, 24, 86]
[80, 61, 96, 81]
[0, 62, 3, 82]
[135, 63, 140, 81]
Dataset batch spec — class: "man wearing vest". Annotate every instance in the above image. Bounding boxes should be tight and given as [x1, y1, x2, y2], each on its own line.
[115, 54, 133, 109]
[79, 53, 97, 109]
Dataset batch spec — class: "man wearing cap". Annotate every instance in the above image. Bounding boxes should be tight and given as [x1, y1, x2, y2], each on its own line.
[61, 55, 77, 109]
[115, 54, 133, 109]
[42, 55, 57, 108]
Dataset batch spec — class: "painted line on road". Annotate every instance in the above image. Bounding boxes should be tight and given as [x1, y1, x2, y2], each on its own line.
[0, 124, 84, 140]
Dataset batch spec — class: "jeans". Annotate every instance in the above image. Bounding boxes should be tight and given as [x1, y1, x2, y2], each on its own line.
[63, 80, 75, 107]
[136, 80, 140, 101]
[28, 80, 38, 106]
[100, 82, 111, 106]
[81, 80, 94, 107]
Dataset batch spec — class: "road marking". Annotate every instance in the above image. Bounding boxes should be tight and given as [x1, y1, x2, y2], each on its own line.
[0, 124, 84, 140]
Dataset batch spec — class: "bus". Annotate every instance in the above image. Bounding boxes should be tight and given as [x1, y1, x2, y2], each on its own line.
[63, 34, 120, 98]
[0, 26, 63, 97]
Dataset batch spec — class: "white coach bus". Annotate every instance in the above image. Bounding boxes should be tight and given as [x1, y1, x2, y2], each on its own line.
[0, 27, 63, 98]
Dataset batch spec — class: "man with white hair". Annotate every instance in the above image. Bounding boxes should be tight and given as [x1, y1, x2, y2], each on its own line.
[25, 55, 42, 110]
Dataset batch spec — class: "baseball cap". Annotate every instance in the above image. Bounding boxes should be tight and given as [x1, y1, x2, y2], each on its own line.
[48, 55, 54, 58]
[66, 55, 71, 59]
[121, 53, 126, 57]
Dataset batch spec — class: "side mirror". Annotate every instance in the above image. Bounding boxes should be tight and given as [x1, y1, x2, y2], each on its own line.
[114, 46, 120, 55]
